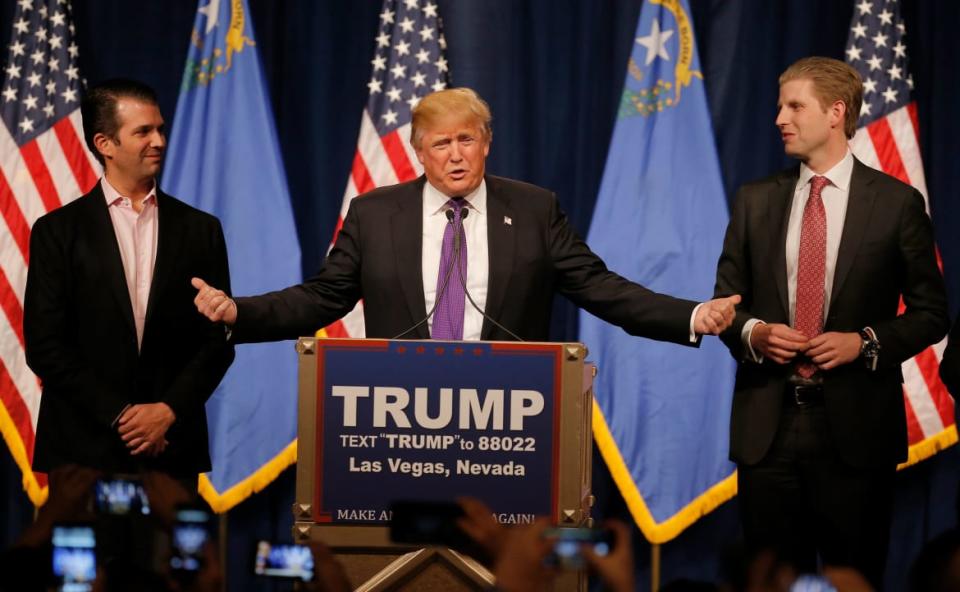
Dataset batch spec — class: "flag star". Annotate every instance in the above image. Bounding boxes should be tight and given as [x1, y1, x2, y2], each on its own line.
[376, 32, 390, 48]
[35, 27, 48, 42]
[65, 65, 78, 80]
[399, 17, 414, 33]
[14, 18, 29, 34]
[9, 40, 26, 57]
[845, 45, 862, 61]
[906, 75, 914, 90]
[38, 4, 47, 16]
[386, 86, 402, 102]
[379, 8, 395, 24]
[43, 103, 55, 117]
[45, 80, 56, 94]
[391, 63, 407, 79]
[415, 48, 429, 64]
[435, 56, 448, 72]
[17, 0, 32, 10]
[438, 34, 447, 50]
[423, 2, 437, 17]
[67, 42, 78, 58]
[863, 78, 877, 94]
[635, 18, 674, 66]
[31, 49, 44, 65]
[892, 41, 906, 58]
[896, 21, 906, 34]
[882, 86, 897, 103]
[860, 100, 871, 116]
[61, 87, 77, 103]
[872, 32, 887, 48]
[395, 40, 410, 56]
[50, 11, 66, 27]
[2, 86, 16, 102]
[851, 22, 867, 38]
[404, 0, 418, 10]
[23, 94, 38, 110]
[382, 109, 398, 125]
[411, 71, 426, 87]
[19, 117, 34, 133]
[48, 57, 60, 71]
[50, 34, 62, 49]
[867, 54, 882, 70]
[367, 77, 382, 94]
[27, 71, 41, 87]
[371, 54, 386, 71]
[887, 64, 901, 80]
[406, 94, 420, 110]
[431, 79, 446, 92]
[419, 25, 434, 42]
[878, 9, 893, 25]
[5, 63, 21, 79]
[856, 0, 872, 16]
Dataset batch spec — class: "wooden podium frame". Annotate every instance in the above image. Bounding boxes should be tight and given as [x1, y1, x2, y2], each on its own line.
[291, 337, 595, 591]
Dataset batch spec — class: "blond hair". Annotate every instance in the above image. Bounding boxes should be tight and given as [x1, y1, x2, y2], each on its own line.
[410, 87, 492, 149]
[779, 57, 863, 139]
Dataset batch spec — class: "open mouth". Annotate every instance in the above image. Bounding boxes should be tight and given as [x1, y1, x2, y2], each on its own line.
[448, 169, 467, 179]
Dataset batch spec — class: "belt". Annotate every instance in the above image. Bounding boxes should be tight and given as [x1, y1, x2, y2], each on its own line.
[785, 385, 824, 407]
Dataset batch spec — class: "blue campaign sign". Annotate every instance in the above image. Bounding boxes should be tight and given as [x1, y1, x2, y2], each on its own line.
[312, 340, 563, 525]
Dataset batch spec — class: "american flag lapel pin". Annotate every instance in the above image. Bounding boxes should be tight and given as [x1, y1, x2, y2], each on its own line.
[504, 216, 512, 226]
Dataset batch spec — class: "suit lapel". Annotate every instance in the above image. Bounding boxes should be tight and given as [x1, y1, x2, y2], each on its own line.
[85, 184, 137, 339]
[830, 159, 876, 304]
[144, 192, 186, 329]
[772, 169, 798, 322]
[392, 178, 429, 338]
[481, 176, 516, 340]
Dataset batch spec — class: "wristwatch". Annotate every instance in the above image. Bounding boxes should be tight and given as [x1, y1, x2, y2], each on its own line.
[859, 327, 880, 371]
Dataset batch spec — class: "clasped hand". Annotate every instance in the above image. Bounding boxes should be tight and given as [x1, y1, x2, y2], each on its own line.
[750, 324, 861, 370]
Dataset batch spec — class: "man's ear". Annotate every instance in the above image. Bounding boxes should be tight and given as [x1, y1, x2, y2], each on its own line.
[93, 132, 115, 162]
[830, 100, 846, 130]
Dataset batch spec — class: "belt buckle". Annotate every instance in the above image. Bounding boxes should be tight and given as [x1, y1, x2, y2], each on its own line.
[793, 386, 817, 407]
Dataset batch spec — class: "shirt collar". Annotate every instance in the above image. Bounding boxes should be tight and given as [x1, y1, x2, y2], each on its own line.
[424, 178, 486, 216]
[102, 177, 158, 207]
[798, 149, 854, 193]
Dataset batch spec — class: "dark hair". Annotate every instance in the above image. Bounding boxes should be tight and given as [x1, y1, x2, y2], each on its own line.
[80, 79, 159, 165]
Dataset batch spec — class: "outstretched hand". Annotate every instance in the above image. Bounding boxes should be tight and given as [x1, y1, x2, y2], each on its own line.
[192, 277, 237, 325]
[695, 294, 741, 335]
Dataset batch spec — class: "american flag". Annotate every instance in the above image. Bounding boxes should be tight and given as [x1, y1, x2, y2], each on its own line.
[319, 0, 449, 339]
[0, 0, 98, 504]
[845, 0, 956, 466]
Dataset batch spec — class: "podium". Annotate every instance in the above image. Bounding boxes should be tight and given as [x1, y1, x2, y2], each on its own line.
[292, 338, 596, 590]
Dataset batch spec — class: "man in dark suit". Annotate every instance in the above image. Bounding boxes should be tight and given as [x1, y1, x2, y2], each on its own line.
[714, 57, 948, 585]
[24, 79, 234, 478]
[192, 87, 739, 347]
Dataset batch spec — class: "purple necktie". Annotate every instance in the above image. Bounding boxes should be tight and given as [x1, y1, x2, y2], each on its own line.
[431, 198, 467, 340]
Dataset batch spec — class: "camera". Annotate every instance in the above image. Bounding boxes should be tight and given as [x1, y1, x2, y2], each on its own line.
[170, 506, 213, 574]
[543, 527, 614, 570]
[51, 524, 96, 592]
[254, 541, 314, 582]
[94, 476, 151, 516]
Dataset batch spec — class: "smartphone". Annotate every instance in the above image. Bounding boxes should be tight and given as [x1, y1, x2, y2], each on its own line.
[94, 476, 151, 516]
[543, 527, 614, 569]
[51, 524, 96, 592]
[254, 541, 314, 582]
[170, 507, 213, 573]
[388, 500, 467, 547]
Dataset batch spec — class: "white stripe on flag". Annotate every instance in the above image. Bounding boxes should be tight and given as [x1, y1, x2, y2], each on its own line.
[848, 132, 880, 171]
[68, 110, 102, 179]
[35, 126, 82, 206]
[396, 122, 424, 178]
[0, 121, 48, 226]
[886, 105, 929, 204]
[903, 357, 945, 437]
[0, 227, 28, 306]
[357, 110, 399, 188]
[0, 313, 41, 426]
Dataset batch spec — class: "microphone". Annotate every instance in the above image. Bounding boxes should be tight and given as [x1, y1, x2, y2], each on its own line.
[390, 208, 462, 339]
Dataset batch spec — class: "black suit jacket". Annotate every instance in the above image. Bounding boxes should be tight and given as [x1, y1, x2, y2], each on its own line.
[234, 174, 698, 344]
[714, 159, 948, 469]
[24, 184, 234, 475]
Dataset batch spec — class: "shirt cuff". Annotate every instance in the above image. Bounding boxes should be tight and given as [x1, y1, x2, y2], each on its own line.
[741, 318, 765, 363]
[689, 303, 703, 343]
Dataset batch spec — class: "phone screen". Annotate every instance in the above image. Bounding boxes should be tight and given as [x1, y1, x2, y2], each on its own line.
[543, 527, 613, 569]
[170, 507, 212, 573]
[52, 525, 96, 592]
[94, 477, 151, 516]
[253, 541, 314, 581]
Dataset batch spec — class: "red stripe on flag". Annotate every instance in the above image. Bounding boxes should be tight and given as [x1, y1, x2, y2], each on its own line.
[323, 320, 351, 338]
[907, 102, 921, 143]
[0, 359, 35, 462]
[0, 168, 31, 263]
[0, 267, 24, 348]
[53, 119, 98, 193]
[381, 130, 417, 182]
[903, 387, 924, 444]
[913, 348, 955, 427]
[866, 118, 910, 185]
[351, 150, 375, 196]
[20, 141, 62, 213]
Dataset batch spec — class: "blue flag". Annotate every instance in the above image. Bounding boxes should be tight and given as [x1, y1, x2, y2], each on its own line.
[578, 0, 736, 543]
[162, 0, 302, 511]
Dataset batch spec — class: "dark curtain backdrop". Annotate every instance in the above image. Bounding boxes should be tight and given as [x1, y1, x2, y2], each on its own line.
[2, 1, 958, 590]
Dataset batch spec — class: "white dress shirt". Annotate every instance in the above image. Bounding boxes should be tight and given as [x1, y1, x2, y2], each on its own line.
[422, 180, 489, 340]
[742, 150, 854, 359]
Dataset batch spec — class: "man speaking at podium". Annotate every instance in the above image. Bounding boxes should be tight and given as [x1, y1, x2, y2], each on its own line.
[193, 88, 738, 344]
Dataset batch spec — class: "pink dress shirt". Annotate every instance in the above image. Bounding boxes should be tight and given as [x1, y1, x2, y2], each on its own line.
[102, 178, 159, 350]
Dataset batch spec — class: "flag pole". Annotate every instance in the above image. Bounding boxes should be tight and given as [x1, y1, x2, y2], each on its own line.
[651, 542, 661, 590]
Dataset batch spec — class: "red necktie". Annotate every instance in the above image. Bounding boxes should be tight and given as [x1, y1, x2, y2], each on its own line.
[794, 175, 829, 378]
